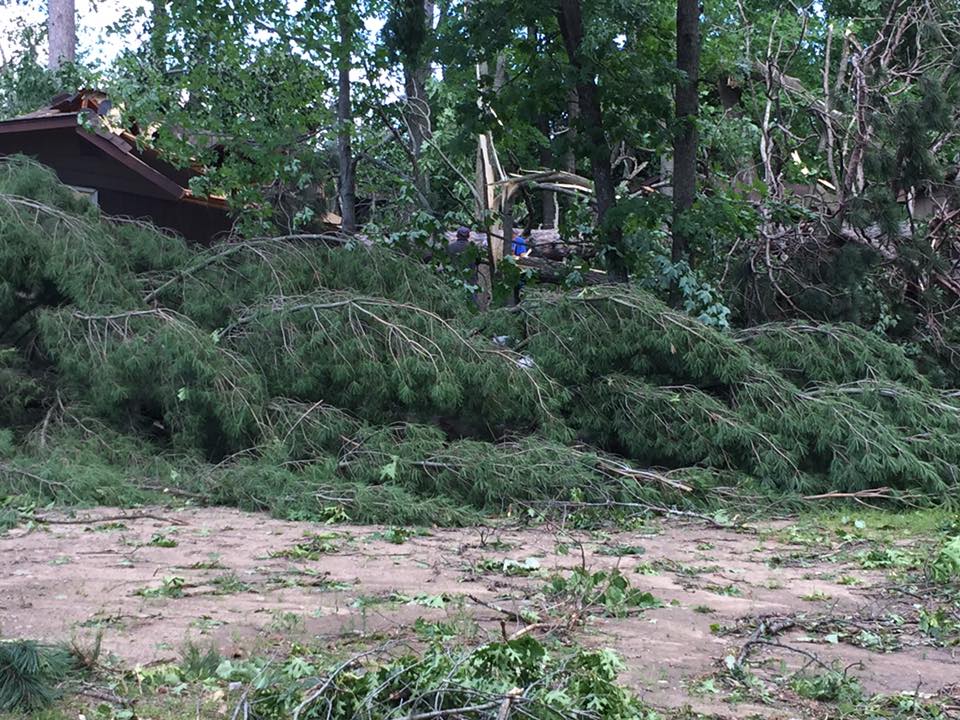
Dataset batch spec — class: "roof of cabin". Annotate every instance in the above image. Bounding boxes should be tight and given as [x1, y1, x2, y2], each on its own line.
[0, 89, 226, 209]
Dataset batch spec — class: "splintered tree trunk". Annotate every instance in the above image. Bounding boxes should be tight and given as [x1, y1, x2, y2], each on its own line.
[47, 0, 76, 70]
[672, 0, 700, 270]
[557, 0, 626, 281]
[336, 0, 357, 233]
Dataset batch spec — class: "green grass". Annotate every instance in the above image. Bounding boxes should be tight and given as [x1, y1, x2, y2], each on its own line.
[209, 573, 252, 595]
[803, 509, 958, 538]
[596, 544, 647, 557]
[706, 583, 742, 597]
[29, 689, 223, 720]
[148, 533, 178, 548]
[134, 576, 186, 599]
[269, 532, 342, 560]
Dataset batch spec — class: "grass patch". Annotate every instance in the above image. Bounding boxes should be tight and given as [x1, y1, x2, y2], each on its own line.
[209, 573, 252, 595]
[596, 544, 646, 557]
[790, 670, 862, 704]
[367, 527, 430, 544]
[270, 532, 342, 560]
[706, 583, 742, 597]
[148, 533, 178, 548]
[135, 576, 186, 599]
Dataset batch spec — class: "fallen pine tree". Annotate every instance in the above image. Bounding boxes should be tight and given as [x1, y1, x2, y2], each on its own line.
[0, 155, 957, 523]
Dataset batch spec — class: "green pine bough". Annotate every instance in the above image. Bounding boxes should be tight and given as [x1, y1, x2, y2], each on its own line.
[0, 640, 75, 712]
[1, 155, 958, 524]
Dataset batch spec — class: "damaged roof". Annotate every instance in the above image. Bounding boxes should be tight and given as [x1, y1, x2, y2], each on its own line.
[0, 89, 225, 209]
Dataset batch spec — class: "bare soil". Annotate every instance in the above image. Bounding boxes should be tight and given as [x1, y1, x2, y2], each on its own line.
[2, 506, 957, 718]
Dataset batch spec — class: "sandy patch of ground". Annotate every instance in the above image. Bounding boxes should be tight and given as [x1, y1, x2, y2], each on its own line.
[2, 506, 957, 718]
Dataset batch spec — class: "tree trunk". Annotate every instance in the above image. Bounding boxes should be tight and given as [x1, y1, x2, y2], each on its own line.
[556, 0, 626, 281]
[529, 25, 557, 228]
[403, 63, 430, 197]
[335, 0, 357, 233]
[47, 0, 76, 71]
[672, 0, 700, 271]
[402, 0, 434, 200]
[564, 88, 579, 174]
[538, 120, 558, 228]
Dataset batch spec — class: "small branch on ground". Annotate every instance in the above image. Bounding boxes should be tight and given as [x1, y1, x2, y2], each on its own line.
[735, 616, 797, 669]
[527, 499, 750, 531]
[135, 482, 209, 500]
[468, 594, 527, 624]
[28, 512, 187, 527]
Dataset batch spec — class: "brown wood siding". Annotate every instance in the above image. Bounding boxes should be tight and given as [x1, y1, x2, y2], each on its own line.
[0, 128, 231, 243]
[96, 188, 232, 244]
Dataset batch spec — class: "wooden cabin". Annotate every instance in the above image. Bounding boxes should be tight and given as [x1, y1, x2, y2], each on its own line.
[0, 90, 232, 243]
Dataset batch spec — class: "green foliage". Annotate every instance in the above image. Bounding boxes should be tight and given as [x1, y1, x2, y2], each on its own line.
[931, 537, 960, 583]
[0, 157, 189, 323]
[1, 165, 959, 526]
[383, 0, 431, 67]
[195, 453, 481, 526]
[487, 286, 957, 498]
[0, 348, 41, 428]
[213, 636, 652, 720]
[39, 307, 267, 457]
[578, 375, 760, 469]
[110, 7, 341, 234]
[370, 526, 415, 544]
[735, 323, 923, 387]
[596, 544, 646, 557]
[219, 292, 556, 435]
[163, 240, 471, 328]
[917, 605, 960, 643]
[547, 568, 662, 617]
[136, 576, 186, 599]
[210, 573, 252, 595]
[858, 547, 912, 569]
[790, 670, 863, 704]
[270, 533, 341, 561]
[0, 640, 75, 712]
[0, 45, 91, 121]
[491, 287, 755, 388]
[149, 533, 178, 548]
[179, 642, 222, 682]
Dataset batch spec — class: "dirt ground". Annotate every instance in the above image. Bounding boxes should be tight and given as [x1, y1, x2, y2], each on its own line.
[2, 506, 958, 719]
